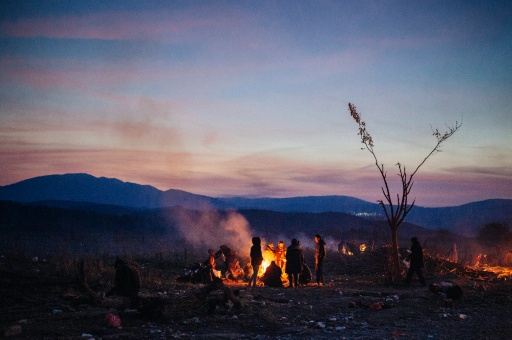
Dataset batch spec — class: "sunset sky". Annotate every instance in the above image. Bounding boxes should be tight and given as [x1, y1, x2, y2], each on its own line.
[0, 1, 511, 206]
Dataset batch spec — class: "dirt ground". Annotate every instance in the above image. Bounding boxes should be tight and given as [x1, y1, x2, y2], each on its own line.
[1, 253, 511, 339]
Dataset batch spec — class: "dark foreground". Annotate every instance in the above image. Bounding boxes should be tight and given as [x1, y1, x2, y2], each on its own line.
[1, 253, 511, 339]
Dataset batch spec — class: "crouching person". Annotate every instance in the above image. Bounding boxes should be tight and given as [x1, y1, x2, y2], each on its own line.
[107, 258, 140, 305]
[262, 261, 283, 288]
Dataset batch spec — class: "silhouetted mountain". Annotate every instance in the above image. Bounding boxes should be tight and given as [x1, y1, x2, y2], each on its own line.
[407, 199, 512, 235]
[0, 173, 216, 209]
[1, 173, 511, 235]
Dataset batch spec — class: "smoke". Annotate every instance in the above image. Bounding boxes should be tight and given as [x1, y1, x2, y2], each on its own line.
[173, 208, 253, 256]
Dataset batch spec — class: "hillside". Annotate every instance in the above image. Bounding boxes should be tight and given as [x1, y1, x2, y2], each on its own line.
[0, 173, 217, 209]
[0, 200, 446, 256]
[1, 173, 511, 235]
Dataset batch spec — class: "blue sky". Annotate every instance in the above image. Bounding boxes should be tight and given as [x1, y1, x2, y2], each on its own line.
[0, 0, 511, 205]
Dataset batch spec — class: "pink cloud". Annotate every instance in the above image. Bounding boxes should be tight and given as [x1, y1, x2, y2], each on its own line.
[0, 57, 164, 92]
[0, 138, 510, 206]
[0, 8, 254, 43]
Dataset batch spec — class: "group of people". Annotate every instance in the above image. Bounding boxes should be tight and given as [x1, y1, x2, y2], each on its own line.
[249, 234, 326, 288]
[107, 236, 427, 304]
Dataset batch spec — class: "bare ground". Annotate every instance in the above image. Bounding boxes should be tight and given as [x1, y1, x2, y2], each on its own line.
[1, 253, 511, 339]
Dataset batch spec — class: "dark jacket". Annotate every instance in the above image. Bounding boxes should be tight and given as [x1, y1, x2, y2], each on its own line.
[300, 263, 312, 284]
[262, 262, 283, 287]
[315, 239, 326, 262]
[250, 245, 263, 266]
[285, 244, 304, 274]
[112, 260, 140, 298]
[410, 243, 424, 269]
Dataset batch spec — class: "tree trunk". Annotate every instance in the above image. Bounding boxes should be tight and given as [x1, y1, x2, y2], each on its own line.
[390, 226, 401, 283]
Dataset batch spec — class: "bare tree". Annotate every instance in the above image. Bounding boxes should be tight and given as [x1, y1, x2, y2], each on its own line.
[348, 103, 461, 282]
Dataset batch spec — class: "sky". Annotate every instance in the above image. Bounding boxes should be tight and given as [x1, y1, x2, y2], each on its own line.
[0, 0, 511, 206]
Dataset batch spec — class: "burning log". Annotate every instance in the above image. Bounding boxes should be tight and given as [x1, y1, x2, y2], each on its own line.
[476, 265, 512, 279]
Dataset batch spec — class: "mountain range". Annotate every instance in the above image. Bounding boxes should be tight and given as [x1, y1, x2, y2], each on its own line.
[0, 200, 457, 256]
[1, 173, 511, 234]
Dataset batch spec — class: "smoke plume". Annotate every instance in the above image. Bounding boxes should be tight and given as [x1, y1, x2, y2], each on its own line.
[173, 208, 253, 256]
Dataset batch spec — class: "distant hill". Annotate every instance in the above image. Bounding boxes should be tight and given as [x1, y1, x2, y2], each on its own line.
[1, 173, 511, 235]
[220, 196, 379, 214]
[0, 173, 217, 209]
[0, 200, 443, 256]
[407, 199, 512, 235]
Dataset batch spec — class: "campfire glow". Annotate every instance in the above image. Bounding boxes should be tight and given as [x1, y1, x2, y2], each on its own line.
[340, 245, 354, 256]
[470, 253, 512, 279]
[359, 243, 367, 252]
[479, 265, 512, 279]
[259, 259, 271, 276]
[256, 242, 289, 285]
[258, 243, 276, 277]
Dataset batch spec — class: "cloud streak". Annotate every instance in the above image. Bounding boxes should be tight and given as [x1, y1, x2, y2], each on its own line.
[0, 2, 510, 207]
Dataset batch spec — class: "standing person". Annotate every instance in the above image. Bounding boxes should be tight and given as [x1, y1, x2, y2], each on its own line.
[275, 240, 286, 269]
[314, 234, 326, 286]
[249, 237, 263, 288]
[406, 237, 426, 286]
[286, 239, 304, 288]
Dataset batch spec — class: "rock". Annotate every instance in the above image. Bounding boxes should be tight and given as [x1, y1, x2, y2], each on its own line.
[329, 317, 337, 321]
[81, 333, 94, 338]
[335, 326, 346, 331]
[317, 322, 326, 329]
[459, 314, 468, 320]
[52, 309, 63, 315]
[4, 324, 22, 337]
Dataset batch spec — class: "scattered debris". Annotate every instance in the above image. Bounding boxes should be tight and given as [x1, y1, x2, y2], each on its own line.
[52, 308, 63, 315]
[4, 324, 22, 337]
[105, 312, 122, 328]
[316, 321, 326, 329]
